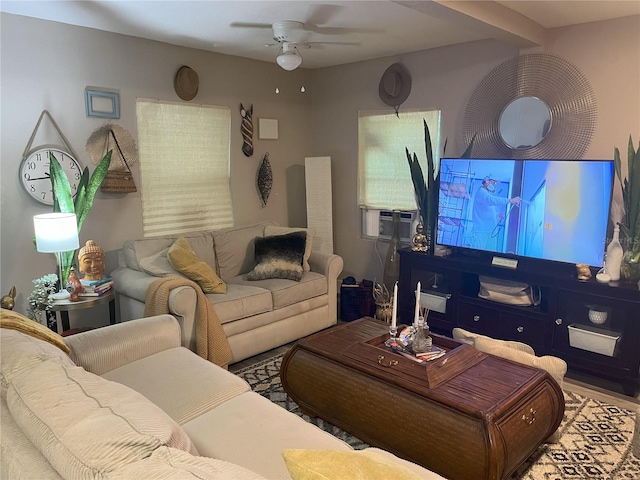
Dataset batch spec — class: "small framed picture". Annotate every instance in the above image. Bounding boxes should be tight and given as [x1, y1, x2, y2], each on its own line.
[259, 118, 278, 140]
[85, 88, 120, 119]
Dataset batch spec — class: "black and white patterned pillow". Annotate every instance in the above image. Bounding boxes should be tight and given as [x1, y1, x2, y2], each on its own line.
[246, 231, 307, 282]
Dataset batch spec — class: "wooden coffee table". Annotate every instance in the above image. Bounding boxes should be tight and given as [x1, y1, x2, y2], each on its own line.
[281, 317, 564, 480]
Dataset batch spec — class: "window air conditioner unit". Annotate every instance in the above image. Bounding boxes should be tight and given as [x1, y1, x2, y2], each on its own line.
[378, 210, 417, 244]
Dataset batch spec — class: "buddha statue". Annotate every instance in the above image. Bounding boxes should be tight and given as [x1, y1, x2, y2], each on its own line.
[78, 240, 106, 281]
[411, 222, 429, 252]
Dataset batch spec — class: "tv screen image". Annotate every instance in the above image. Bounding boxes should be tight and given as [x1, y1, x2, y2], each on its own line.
[437, 158, 614, 267]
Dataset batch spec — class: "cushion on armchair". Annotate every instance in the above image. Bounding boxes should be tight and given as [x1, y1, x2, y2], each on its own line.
[6, 357, 199, 478]
[108, 446, 269, 479]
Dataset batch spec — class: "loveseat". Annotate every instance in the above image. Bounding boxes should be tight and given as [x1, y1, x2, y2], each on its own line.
[111, 222, 343, 364]
[0, 311, 445, 479]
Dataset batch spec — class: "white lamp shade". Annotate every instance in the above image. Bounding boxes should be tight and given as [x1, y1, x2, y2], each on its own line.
[33, 213, 79, 253]
[277, 51, 302, 71]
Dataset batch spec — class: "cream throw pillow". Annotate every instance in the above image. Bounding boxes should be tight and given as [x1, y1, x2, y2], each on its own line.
[7, 358, 198, 478]
[282, 449, 423, 480]
[452, 327, 535, 355]
[168, 236, 226, 293]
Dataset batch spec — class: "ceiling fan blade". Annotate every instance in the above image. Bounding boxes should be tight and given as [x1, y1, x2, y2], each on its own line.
[230, 22, 272, 29]
[304, 23, 384, 36]
[307, 41, 360, 47]
[305, 4, 383, 35]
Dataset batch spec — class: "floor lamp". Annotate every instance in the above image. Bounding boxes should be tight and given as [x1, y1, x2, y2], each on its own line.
[33, 213, 79, 300]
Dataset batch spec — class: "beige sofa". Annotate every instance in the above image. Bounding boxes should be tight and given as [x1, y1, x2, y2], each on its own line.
[111, 222, 343, 364]
[0, 314, 445, 479]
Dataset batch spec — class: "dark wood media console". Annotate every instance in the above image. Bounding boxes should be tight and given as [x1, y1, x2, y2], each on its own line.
[398, 248, 640, 396]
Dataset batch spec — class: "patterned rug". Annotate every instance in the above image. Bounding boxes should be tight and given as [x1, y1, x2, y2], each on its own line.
[235, 353, 640, 479]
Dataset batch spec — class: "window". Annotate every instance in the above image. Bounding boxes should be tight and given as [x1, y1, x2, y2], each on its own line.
[358, 109, 441, 238]
[136, 99, 233, 237]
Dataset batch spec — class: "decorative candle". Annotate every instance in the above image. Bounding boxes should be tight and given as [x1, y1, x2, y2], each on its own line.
[391, 282, 398, 329]
[414, 281, 421, 327]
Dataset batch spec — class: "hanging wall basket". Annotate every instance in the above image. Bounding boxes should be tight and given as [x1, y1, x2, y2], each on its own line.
[86, 124, 138, 193]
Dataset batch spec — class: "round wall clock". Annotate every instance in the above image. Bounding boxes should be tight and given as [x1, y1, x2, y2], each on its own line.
[20, 146, 83, 205]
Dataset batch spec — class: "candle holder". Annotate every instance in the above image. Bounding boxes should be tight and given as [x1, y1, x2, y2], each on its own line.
[385, 325, 398, 347]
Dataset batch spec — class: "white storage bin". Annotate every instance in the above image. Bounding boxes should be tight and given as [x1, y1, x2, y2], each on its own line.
[421, 291, 448, 314]
[568, 324, 620, 357]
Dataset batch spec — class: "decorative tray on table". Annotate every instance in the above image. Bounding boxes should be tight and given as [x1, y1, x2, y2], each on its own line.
[345, 327, 487, 389]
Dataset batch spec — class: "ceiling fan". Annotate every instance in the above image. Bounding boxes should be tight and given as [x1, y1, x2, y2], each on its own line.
[231, 20, 360, 71]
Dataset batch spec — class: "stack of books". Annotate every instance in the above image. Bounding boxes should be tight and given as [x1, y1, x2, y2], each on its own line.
[79, 276, 114, 297]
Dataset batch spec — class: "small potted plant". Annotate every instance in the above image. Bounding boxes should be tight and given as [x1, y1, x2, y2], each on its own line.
[26, 273, 58, 330]
[613, 135, 640, 282]
[406, 121, 475, 254]
[48, 150, 112, 286]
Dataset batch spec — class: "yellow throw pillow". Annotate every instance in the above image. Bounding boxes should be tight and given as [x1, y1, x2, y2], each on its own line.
[281, 449, 422, 480]
[0, 308, 70, 354]
[168, 237, 226, 294]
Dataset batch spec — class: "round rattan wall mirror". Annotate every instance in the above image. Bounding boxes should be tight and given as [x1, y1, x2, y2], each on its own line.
[461, 53, 597, 159]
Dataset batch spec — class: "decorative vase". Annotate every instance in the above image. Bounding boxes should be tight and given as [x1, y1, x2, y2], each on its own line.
[605, 225, 623, 281]
[65, 267, 83, 301]
[34, 309, 57, 332]
[383, 211, 401, 293]
[411, 316, 431, 353]
[621, 249, 640, 283]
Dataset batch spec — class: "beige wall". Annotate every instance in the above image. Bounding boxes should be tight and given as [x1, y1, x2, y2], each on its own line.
[2, 13, 638, 327]
[1, 13, 312, 325]
[309, 15, 639, 283]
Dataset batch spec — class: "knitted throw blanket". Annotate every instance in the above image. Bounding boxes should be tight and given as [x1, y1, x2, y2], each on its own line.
[144, 277, 233, 369]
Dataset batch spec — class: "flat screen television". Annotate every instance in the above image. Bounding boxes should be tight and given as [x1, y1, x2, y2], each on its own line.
[437, 158, 615, 267]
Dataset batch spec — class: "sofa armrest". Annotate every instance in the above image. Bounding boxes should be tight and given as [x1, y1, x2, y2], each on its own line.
[308, 250, 344, 279]
[308, 251, 344, 324]
[112, 266, 199, 353]
[65, 314, 182, 375]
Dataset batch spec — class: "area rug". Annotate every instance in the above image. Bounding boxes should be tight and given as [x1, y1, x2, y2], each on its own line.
[235, 353, 640, 479]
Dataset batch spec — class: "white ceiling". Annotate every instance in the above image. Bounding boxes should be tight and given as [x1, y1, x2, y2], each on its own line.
[2, 1, 638, 69]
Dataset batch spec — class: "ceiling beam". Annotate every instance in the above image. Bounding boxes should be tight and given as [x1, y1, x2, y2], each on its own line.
[395, 0, 546, 48]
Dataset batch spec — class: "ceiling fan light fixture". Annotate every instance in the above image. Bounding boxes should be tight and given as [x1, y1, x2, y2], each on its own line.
[277, 42, 302, 71]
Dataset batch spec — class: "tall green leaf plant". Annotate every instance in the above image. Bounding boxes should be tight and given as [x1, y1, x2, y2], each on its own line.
[613, 136, 640, 254]
[406, 120, 475, 253]
[49, 150, 112, 285]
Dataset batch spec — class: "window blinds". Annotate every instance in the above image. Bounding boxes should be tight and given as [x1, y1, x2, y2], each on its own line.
[136, 99, 233, 237]
[358, 109, 441, 211]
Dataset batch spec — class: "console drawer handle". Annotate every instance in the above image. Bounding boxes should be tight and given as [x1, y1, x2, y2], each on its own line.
[473, 315, 480, 322]
[522, 408, 536, 425]
[555, 318, 563, 325]
[517, 326, 524, 333]
[377, 355, 398, 368]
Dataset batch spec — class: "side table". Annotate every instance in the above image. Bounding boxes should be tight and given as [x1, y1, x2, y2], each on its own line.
[50, 290, 116, 333]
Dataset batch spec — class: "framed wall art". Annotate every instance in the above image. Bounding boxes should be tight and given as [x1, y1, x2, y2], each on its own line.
[85, 88, 120, 119]
[258, 118, 278, 140]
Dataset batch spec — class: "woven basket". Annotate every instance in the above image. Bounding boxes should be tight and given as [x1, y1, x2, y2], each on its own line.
[101, 169, 136, 193]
